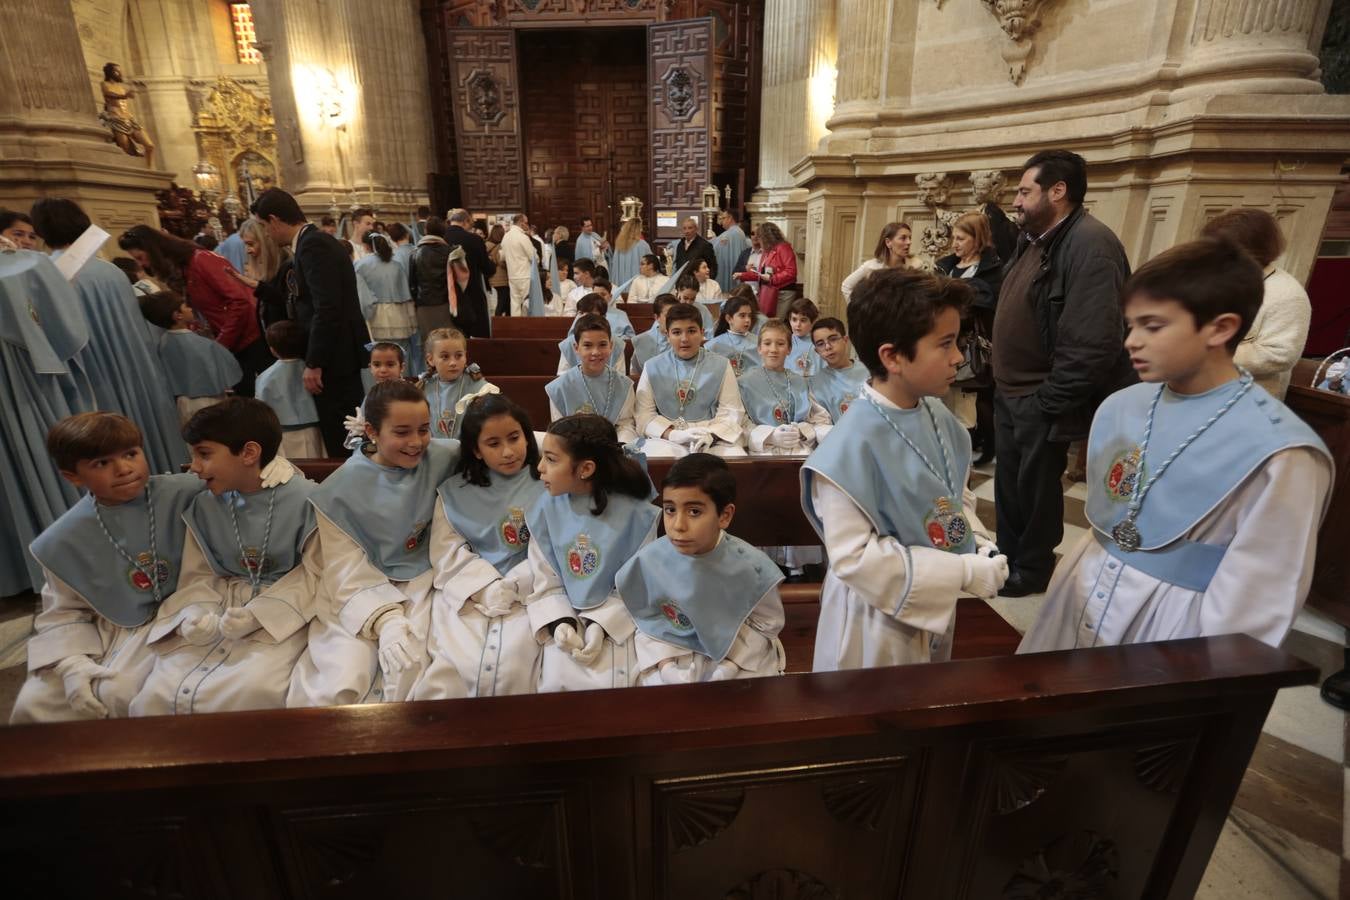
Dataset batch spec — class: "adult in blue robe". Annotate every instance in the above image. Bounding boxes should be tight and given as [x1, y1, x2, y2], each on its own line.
[609, 238, 651, 290]
[712, 216, 751, 295]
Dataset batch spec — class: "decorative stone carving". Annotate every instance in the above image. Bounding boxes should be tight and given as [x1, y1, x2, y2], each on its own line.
[663, 66, 700, 122]
[916, 172, 955, 209]
[465, 69, 505, 126]
[969, 170, 1008, 206]
[981, 0, 1059, 85]
[193, 77, 280, 207]
[916, 172, 960, 267]
[1190, 0, 1319, 45]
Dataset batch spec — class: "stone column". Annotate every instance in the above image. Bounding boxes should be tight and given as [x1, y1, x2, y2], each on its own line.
[0, 0, 168, 242]
[251, 0, 430, 223]
[747, 0, 836, 278]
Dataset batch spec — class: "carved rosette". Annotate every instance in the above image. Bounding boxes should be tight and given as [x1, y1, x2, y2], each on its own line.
[665, 789, 745, 850]
[980, 0, 1059, 84]
[990, 753, 1069, 815]
[464, 69, 505, 126]
[1002, 830, 1120, 899]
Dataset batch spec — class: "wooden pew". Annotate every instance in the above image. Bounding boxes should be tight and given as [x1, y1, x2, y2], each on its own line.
[492, 315, 656, 340]
[471, 337, 636, 377]
[0, 635, 1315, 899]
[490, 375, 554, 431]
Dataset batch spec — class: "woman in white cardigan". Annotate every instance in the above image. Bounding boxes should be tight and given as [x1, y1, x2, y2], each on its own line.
[840, 222, 920, 301]
[1202, 208, 1312, 400]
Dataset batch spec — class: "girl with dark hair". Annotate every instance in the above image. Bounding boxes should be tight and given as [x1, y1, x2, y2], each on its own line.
[528, 414, 658, 692]
[290, 380, 459, 707]
[355, 231, 419, 375]
[118, 224, 271, 396]
[707, 293, 763, 377]
[0, 210, 37, 249]
[412, 394, 545, 699]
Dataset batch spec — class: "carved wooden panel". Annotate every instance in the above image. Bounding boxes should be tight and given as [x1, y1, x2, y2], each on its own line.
[697, 0, 758, 190]
[648, 18, 714, 209]
[447, 28, 527, 211]
[648, 757, 913, 899]
[519, 29, 650, 236]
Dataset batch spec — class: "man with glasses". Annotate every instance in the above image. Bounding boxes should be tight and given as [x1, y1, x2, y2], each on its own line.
[809, 317, 869, 422]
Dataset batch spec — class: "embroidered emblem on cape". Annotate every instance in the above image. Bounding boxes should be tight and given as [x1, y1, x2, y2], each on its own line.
[500, 507, 530, 547]
[577, 401, 596, 415]
[238, 546, 272, 577]
[404, 520, 429, 551]
[729, 355, 744, 375]
[566, 533, 601, 577]
[437, 412, 456, 437]
[1105, 446, 1143, 503]
[660, 601, 695, 634]
[126, 552, 170, 591]
[794, 355, 810, 374]
[839, 393, 856, 415]
[924, 497, 970, 552]
[676, 381, 696, 405]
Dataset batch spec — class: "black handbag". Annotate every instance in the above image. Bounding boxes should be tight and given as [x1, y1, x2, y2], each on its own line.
[955, 316, 993, 389]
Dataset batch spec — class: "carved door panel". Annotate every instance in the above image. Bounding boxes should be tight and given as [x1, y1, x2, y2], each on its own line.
[447, 28, 526, 211]
[648, 18, 714, 212]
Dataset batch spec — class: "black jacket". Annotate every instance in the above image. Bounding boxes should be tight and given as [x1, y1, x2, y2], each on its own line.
[674, 235, 718, 279]
[444, 225, 492, 338]
[410, 238, 451, 310]
[935, 246, 1004, 312]
[291, 225, 368, 375]
[1004, 205, 1136, 442]
[253, 258, 293, 332]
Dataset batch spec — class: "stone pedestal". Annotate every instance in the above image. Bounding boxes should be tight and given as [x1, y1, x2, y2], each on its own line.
[250, 0, 432, 223]
[0, 0, 168, 246]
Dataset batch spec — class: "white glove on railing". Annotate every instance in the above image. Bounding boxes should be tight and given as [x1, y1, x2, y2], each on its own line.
[376, 614, 415, 677]
[343, 406, 367, 449]
[666, 428, 695, 445]
[768, 424, 801, 449]
[54, 655, 115, 718]
[221, 607, 261, 640]
[708, 659, 740, 681]
[961, 553, 1010, 600]
[179, 611, 222, 646]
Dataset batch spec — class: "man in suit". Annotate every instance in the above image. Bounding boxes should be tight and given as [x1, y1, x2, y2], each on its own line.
[254, 188, 369, 456]
[674, 216, 717, 281]
[444, 208, 492, 337]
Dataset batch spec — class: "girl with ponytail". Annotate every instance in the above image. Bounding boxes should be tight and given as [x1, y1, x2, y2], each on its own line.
[355, 231, 419, 374]
[525, 414, 658, 692]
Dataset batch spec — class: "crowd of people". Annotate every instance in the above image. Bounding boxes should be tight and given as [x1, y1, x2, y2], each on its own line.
[0, 147, 1331, 724]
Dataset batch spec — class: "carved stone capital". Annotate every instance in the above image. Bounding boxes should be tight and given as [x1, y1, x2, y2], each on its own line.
[915, 172, 954, 209]
[981, 0, 1059, 84]
[969, 170, 1007, 206]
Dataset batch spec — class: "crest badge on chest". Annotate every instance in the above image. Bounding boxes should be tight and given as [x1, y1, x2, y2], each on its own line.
[924, 497, 970, 552]
[676, 381, 695, 405]
[839, 392, 856, 416]
[437, 412, 456, 437]
[404, 520, 429, 551]
[238, 546, 272, 577]
[500, 506, 530, 547]
[660, 601, 695, 634]
[772, 405, 786, 423]
[127, 552, 170, 592]
[1105, 446, 1143, 503]
[566, 533, 601, 578]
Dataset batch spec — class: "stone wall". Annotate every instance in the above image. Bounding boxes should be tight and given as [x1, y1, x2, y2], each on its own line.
[752, 0, 1350, 317]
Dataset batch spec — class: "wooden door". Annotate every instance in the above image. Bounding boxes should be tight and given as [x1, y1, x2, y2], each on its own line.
[447, 28, 526, 212]
[648, 18, 714, 212]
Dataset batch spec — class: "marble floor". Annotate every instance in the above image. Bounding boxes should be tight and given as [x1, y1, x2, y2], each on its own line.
[0, 463, 1344, 898]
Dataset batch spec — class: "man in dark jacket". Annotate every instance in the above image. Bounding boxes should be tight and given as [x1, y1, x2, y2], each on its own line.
[444, 208, 492, 338]
[991, 150, 1136, 596]
[254, 188, 369, 457]
[673, 216, 718, 279]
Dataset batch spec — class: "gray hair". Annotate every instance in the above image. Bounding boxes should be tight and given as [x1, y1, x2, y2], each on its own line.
[447, 208, 470, 225]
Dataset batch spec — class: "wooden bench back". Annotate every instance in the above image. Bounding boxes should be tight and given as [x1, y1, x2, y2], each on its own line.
[1285, 379, 1350, 625]
[0, 636, 1315, 900]
[493, 316, 655, 340]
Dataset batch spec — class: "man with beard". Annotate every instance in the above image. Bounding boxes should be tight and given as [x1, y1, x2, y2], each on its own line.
[991, 150, 1134, 597]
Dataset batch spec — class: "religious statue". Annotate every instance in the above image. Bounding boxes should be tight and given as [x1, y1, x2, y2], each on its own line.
[99, 62, 156, 168]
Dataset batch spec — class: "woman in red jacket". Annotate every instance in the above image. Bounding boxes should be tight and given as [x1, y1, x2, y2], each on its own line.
[118, 225, 271, 396]
[736, 222, 797, 317]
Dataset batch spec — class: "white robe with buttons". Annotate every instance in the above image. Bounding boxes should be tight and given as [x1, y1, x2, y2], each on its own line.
[635, 363, 747, 458]
[129, 529, 314, 715]
[524, 516, 659, 692]
[410, 503, 540, 699]
[1018, 447, 1331, 653]
[633, 585, 786, 685]
[810, 471, 994, 671]
[286, 510, 433, 707]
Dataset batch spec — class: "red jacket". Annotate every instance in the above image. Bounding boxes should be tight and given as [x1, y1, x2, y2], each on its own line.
[186, 250, 261, 352]
[736, 241, 797, 315]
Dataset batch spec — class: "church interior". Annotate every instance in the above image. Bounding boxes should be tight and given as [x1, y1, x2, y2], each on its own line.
[2, 0, 1350, 897]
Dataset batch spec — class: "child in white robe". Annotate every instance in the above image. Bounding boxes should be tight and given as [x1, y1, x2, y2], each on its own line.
[617, 453, 785, 684]
[139, 290, 242, 425]
[626, 254, 667, 303]
[630, 293, 676, 377]
[635, 302, 747, 458]
[1019, 238, 1332, 653]
[287, 380, 460, 706]
[706, 293, 763, 378]
[551, 259, 576, 316]
[256, 320, 325, 458]
[784, 297, 821, 378]
[692, 258, 723, 303]
[412, 394, 546, 699]
[131, 399, 315, 714]
[802, 269, 1007, 670]
[12, 413, 206, 722]
[739, 318, 832, 455]
[419, 327, 495, 440]
[809, 317, 870, 422]
[548, 314, 638, 442]
[563, 258, 599, 315]
[525, 414, 659, 691]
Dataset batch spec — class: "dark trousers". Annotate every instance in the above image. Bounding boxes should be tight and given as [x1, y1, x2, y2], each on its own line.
[313, 369, 366, 458]
[493, 285, 511, 316]
[231, 337, 274, 398]
[993, 391, 1069, 586]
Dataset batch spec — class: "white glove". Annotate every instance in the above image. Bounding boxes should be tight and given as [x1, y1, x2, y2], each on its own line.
[687, 428, 715, 453]
[259, 456, 296, 487]
[179, 611, 222, 645]
[708, 659, 740, 681]
[961, 553, 1010, 600]
[54, 655, 115, 718]
[553, 620, 582, 652]
[768, 424, 802, 449]
[1327, 359, 1348, 381]
[220, 607, 261, 640]
[666, 428, 696, 445]
[658, 658, 689, 685]
[472, 578, 519, 618]
[571, 622, 605, 664]
[376, 614, 415, 677]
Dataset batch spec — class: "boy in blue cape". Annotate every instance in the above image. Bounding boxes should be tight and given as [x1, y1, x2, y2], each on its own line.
[547, 314, 638, 442]
[139, 290, 242, 425]
[1020, 238, 1332, 652]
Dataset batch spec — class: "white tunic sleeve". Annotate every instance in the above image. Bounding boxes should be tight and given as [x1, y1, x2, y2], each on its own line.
[246, 556, 316, 644]
[25, 569, 106, 670]
[556, 354, 571, 376]
[523, 533, 577, 642]
[635, 367, 673, 439]
[724, 585, 786, 671]
[811, 475, 966, 636]
[840, 259, 880, 301]
[1199, 447, 1331, 646]
[548, 398, 564, 424]
[615, 385, 639, 444]
[314, 509, 408, 638]
[704, 366, 745, 445]
[428, 502, 502, 609]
